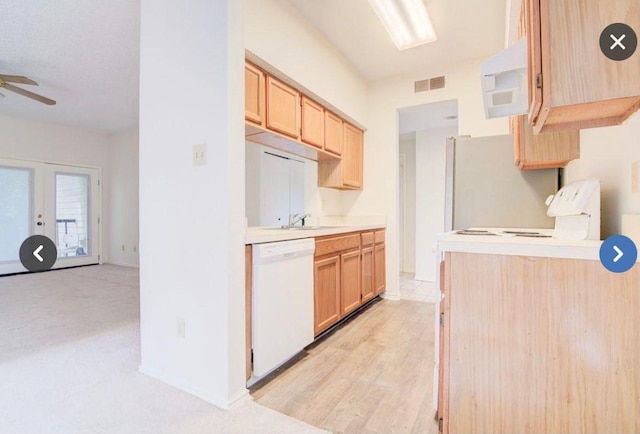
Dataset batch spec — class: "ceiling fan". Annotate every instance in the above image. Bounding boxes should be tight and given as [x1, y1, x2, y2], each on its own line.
[0, 74, 56, 106]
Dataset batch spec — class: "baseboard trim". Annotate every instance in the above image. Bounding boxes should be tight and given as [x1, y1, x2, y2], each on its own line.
[139, 364, 231, 409]
[105, 261, 139, 269]
[414, 274, 435, 283]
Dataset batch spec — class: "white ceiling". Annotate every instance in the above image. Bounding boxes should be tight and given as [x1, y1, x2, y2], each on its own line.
[287, 0, 507, 82]
[0, 0, 140, 132]
[0, 0, 507, 132]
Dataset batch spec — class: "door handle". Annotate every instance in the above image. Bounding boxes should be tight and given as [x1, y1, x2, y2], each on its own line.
[37, 222, 44, 226]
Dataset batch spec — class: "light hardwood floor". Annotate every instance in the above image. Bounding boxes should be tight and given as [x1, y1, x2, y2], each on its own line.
[251, 299, 438, 434]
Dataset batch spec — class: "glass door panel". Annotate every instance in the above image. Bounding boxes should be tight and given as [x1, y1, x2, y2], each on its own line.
[55, 173, 90, 258]
[0, 159, 45, 275]
[0, 166, 33, 263]
[45, 164, 100, 269]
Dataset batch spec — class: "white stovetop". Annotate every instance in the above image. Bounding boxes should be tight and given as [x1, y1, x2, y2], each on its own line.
[436, 227, 604, 261]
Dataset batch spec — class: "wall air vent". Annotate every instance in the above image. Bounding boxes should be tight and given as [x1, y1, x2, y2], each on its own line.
[414, 75, 446, 93]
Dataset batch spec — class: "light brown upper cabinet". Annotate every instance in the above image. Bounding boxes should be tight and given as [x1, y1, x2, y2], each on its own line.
[342, 123, 364, 189]
[300, 96, 325, 149]
[324, 111, 343, 156]
[525, 0, 640, 133]
[245, 62, 265, 126]
[318, 123, 363, 190]
[512, 115, 580, 170]
[265, 76, 300, 139]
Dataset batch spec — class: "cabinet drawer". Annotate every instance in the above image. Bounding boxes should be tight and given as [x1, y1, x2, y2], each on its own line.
[361, 231, 374, 246]
[374, 230, 385, 244]
[315, 234, 360, 257]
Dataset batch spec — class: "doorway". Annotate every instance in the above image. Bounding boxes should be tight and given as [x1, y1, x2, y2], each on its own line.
[397, 100, 458, 298]
[0, 158, 101, 275]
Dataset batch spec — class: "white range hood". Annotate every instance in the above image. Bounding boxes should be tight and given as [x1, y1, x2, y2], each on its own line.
[481, 38, 528, 119]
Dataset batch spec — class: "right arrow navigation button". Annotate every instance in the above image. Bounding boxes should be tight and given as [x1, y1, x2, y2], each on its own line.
[612, 245, 624, 263]
[600, 235, 637, 273]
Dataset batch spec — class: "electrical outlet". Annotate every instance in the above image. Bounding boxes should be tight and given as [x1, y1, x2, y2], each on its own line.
[121, 244, 125, 251]
[133, 245, 137, 253]
[192, 144, 207, 166]
[176, 318, 186, 338]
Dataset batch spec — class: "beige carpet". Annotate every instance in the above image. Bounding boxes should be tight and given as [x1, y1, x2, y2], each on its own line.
[0, 265, 327, 434]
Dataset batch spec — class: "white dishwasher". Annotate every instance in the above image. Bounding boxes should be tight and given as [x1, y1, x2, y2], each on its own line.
[250, 238, 315, 384]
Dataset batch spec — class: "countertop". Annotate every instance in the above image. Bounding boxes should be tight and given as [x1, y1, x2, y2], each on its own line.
[246, 224, 386, 245]
[436, 228, 605, 261]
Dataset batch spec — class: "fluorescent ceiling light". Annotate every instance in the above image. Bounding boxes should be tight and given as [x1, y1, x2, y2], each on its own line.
[368, 0, 437, 50]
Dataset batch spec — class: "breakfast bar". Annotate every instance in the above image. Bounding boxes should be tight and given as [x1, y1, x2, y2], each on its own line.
[434, 230, 640, 434]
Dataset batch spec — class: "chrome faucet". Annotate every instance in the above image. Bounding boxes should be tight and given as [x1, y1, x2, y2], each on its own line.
[288, 213, 311, 227]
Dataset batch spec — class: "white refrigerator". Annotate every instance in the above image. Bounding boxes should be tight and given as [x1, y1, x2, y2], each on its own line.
[450, 134, 558, 230]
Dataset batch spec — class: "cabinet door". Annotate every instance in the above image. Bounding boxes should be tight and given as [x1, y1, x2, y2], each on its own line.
[324, 111, 343, 156]
[513, 115, 579, 169]
[314, 255, 341, 335]
[361, 246, 375, 303]
[341, 249, 362, 316]
[342, 123, 363, 189]
[374, 242, 386, 295]
[300, 96, 324, 149]
[245, 62, 265, 125]
[266, 76, 300, 139]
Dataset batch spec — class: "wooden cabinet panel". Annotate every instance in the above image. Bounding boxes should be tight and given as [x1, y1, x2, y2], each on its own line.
[374, 230, 385, 244]
[265, 76, 300, 139]
[340, 249, 362, 316]
[527, 0, 640, 133]
[245, 62, 265, 126]
[245, 245, 252, 381]
[361, 231, 374, 247]
[315, 234, 361, 257]
[324, 111, 343, 156]
[342, 123, 363, 189]
[361, 246, 375, 303]
[441, 252, 640, 433]
[314, 255, 341, 335]
[374, 242, 386, 295]
[301, 96, 324, 149]
[512, 114, 580, 169]
[318, 123, 364, 190]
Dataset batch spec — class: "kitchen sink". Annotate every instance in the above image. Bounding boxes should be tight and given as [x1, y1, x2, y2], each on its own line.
[259, 226, 345, 231]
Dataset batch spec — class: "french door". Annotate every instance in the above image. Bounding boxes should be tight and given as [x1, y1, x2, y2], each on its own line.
[0, 158, 101, 275]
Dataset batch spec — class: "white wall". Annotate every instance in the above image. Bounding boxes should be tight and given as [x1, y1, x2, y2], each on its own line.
[245, 0, 368, 125]
[343, 58, 508, 298]
[414, 127, 458, 282]
[0, 114, 111, 262]
[399, 134, 416, 273]
[108, 127, 139, 267]
[139, 0, 245, 408]
[565, 112, 640, 237]
[245, 0, 368, 223]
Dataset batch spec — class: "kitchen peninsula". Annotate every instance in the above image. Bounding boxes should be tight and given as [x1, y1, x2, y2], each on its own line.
[435, 231, 639, 434]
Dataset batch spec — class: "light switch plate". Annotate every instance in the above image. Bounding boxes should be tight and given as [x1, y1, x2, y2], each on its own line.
[632, 160, 640, 194]
[192, 144, 207, 166]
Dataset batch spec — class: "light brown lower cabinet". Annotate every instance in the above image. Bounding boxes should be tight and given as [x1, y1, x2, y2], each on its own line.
[361, 245, 375, 303]
[438, 252, 640, 434]
[313, 254, 341, 336]
[313, 229, 385, 336]
[340, 249, 362, 316]
[374, 239, 385, 295]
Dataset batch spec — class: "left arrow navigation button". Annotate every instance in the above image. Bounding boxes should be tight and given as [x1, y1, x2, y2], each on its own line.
[19, 235, 57, 272]
[33, 245, 44, 262]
